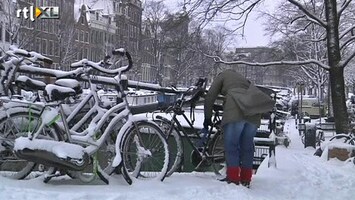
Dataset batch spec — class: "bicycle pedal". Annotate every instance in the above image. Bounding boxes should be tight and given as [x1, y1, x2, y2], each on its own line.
[43, 171, 61, 183]
[38, 164, 45, 172]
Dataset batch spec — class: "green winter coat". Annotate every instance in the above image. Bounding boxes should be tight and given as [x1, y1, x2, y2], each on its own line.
[204, 69, 261, 127]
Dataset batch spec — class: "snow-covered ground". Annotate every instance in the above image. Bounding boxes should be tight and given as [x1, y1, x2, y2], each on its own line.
[0, 118, 354, 200]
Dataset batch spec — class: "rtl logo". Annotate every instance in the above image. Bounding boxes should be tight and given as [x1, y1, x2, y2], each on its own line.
[16, 6, 60, 21]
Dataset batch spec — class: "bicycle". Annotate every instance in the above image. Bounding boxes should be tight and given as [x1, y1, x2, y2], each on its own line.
[1, 48, 170, 184]
[150, 78, 227, 178]
[0, 48, 62, 179]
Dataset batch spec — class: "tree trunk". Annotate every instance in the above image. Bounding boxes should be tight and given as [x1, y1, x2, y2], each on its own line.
[325, 0, 349, 134]
[329, 67, 349, 133]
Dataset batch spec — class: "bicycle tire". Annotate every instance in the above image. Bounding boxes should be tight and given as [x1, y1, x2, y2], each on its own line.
[348, 137, 355, 145]
[121, 121, 169, 181]
[209, 131, 226, 177]
[153, 119, 183, 177]
[0, 110, 62, 179]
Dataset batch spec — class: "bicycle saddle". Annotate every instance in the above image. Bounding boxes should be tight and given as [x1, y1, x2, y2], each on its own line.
[44, 84, 77, 102]
[54, 79, 82, 94]
[15, 75, 46, 91]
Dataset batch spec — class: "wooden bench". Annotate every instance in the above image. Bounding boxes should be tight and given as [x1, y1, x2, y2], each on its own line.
[316, 122, 336, 131]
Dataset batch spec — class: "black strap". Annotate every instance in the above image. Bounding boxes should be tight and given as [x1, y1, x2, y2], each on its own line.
[190, 102, 196, 125]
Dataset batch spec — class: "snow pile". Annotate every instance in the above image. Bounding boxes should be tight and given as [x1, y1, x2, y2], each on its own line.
[0, 118, 354, 200]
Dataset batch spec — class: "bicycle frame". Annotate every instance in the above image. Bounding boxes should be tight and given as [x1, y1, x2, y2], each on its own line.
[159, 97, 223, 167]
[25, 73, 143, 161]
[2, 66, 145, 173]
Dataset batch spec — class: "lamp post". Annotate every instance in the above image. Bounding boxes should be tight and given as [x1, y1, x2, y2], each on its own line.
[296, 81, 305, 135]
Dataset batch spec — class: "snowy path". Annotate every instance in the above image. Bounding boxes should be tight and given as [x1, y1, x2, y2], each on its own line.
[0, 118, 354, 200]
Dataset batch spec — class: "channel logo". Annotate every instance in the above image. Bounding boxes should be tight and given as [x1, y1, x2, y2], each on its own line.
[16, 6, 60, 21]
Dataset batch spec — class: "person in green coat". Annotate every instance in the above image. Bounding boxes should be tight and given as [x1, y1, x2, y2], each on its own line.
[204, 69, 261, 188]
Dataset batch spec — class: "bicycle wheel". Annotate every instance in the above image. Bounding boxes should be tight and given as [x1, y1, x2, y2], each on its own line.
[121, 121, 169, 181]
[154, 119, 183, 177]
[209, 131, 226, 177]
[0, 110, 61, 179]
[346, 137, 355, 145]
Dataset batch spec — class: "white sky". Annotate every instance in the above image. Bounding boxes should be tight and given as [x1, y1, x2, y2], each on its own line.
[158, 0, 278, 48]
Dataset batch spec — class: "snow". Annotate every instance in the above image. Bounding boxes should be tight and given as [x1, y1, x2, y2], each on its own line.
[54, 79, 80, 89]
[44, 84, 76, 100]
[1, 118, 355, 200]
[16, 76, 46, 88]
[74, 0, 115, 23]
[14, 137, 86, 159]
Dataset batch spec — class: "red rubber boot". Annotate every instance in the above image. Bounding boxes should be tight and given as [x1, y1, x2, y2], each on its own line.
[240, 168, 253, 188]
[226, 167, 240, 185]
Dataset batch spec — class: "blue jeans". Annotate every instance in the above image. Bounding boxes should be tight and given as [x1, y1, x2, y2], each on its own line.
[223, 120, 257, 168]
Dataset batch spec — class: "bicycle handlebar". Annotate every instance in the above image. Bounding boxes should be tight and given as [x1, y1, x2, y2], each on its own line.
[70, 49, 132, 74]
[11, 48, 53, 65]
[163, 78, 207, 112]
[183, 77, 208, 102]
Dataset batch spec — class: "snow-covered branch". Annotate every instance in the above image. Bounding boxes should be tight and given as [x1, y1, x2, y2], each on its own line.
[341, 50, 355, 68]
[339, 25, 355, 40]
[287, 0, 327, 28]
[338, 0, 353, 20]
[340, 36, 355, 50]
[205, 54, 330, 70]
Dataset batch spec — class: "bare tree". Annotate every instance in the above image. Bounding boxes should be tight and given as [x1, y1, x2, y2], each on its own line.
[142, 0, 169, 85]
[0, 0, 41, 50]
[186, 0, 355, 134]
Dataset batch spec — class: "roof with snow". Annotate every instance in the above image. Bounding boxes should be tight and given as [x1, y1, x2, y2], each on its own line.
[74, 0, 115, 23]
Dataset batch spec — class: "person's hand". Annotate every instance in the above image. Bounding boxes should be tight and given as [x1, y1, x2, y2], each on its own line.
[203, 118, 212, 129]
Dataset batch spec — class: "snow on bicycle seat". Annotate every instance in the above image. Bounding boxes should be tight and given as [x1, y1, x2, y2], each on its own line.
[15, 75, 46, 91]
[54, 79, 82, 94]
[44, 84, 77, 102]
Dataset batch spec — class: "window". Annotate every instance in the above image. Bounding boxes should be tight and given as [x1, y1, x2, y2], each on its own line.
[96, 13, 99, 20]
[84, 31, 88, 43]
[90, 30, 94, 43]
[80, 30, 84, 42]
[48, 21, 53, 33]
[53, 20, 58, 33]
[42, 39, 47, 55]
[0, 23, 3, 42]
[48, 40, 53, 55]
[91, 49, 96, 60]
[54, 41, 59, 57]
[83, 48, 88, 58]
[5, 24, 10, 43]
[44, 20, 49, 32]
[75, 31, 78, 41]
[36, 38, 41, 52]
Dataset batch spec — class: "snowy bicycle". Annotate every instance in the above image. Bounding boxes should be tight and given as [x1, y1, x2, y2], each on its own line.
[150, 79, 228, 178]
[1, 48, 169, 184]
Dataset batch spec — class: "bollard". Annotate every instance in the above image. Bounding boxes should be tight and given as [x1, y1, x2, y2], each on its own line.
[304, 126, 316, 148]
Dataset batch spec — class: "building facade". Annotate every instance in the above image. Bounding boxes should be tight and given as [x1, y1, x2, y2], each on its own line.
[0, 0, 20, 56]
[233, 47, 295, 87]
